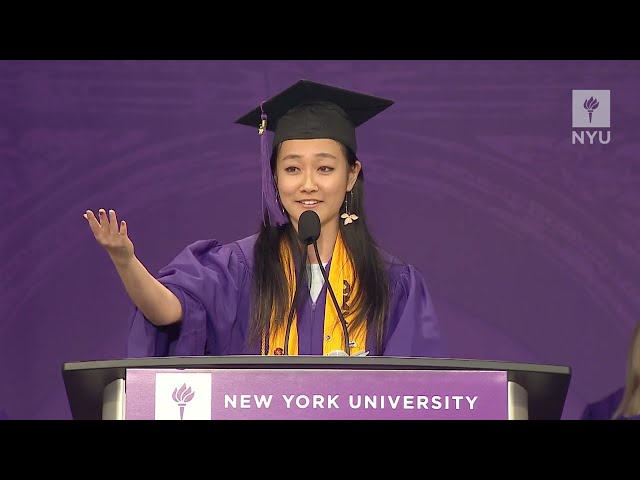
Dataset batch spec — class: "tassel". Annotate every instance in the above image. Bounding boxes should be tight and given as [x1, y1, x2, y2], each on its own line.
[259, 102, 289, 226]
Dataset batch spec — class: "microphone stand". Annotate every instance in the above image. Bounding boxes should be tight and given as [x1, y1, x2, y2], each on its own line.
[312, 241, 351, 356]
[283, 245, 308, 355]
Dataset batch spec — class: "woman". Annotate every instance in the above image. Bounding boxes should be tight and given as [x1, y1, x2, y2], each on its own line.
[581, 321, 640, 420]
[84, 79, 444, 358]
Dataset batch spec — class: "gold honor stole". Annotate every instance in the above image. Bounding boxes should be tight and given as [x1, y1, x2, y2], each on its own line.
[263, 232, 366, 355]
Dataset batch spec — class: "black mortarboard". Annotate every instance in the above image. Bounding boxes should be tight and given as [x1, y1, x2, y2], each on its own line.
[236, 79, 394, 154]
[235, 79, 394, 226]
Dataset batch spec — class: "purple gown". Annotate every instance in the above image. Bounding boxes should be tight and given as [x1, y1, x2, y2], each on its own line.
[127, 234, 444, 358]
[581, 387, 640, 420]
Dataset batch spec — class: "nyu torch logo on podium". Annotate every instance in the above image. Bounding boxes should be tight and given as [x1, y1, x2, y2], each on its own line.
[572, 89, 611, 145]
[172, 383, 195, 420]
[154, 372, 212, 420]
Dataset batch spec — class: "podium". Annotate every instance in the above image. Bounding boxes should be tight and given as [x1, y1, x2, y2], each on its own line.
[62, 356, 571, 420]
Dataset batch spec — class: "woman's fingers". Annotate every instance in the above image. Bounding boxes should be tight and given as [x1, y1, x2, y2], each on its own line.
[98, 209, 109, 229]
[84, 210, 103, 237]
[108, 209, 119, 235]
[85, 208, 127, 240]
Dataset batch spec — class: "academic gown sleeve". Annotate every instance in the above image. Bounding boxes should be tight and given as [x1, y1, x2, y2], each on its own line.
[382, 264, 445, 358]
[126, 239, 250, 358]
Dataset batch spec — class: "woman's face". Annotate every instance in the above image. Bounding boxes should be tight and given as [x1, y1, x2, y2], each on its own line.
[275, 138, 361, 232]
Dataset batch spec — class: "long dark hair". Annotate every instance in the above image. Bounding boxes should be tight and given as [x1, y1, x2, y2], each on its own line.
[248, 143, 390, 354]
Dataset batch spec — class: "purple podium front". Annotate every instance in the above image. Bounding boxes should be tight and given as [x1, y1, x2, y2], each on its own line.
[61, 356, 571, 420]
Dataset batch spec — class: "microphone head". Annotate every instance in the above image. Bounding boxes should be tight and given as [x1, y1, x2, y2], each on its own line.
[298, 210, 321, 245]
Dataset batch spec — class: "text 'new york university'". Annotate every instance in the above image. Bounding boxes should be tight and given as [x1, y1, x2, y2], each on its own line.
[223, 394, 478, 410]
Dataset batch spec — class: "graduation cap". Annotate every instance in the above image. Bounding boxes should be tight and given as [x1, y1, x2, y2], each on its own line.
[235, 79, 394, 226]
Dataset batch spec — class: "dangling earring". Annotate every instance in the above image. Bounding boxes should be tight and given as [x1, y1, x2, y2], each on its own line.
[341, 190, 358, 225]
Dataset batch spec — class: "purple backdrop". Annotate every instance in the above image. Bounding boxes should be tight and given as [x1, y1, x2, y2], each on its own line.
[1, 60, 638, 420]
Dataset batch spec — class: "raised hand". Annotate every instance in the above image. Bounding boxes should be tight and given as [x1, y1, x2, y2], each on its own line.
[84, 209, 135, 268]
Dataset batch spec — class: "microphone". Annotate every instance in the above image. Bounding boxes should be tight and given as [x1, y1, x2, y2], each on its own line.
[298, 209, 321, 245]
[282, 211, 318, 354]
[299, 210, 352, 355]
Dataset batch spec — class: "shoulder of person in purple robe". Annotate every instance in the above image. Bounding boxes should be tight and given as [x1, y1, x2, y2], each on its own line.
[0, 408, 10, 420]
[232, 234, 259, 270]
[378, 248, 428, 285]
[160, 234, 258, 273]
[581, 386, 625, 420]
[198, 234, 258, 268]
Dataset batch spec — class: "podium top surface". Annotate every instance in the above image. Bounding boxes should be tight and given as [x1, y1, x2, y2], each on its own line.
[62, 356, 571, 420]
